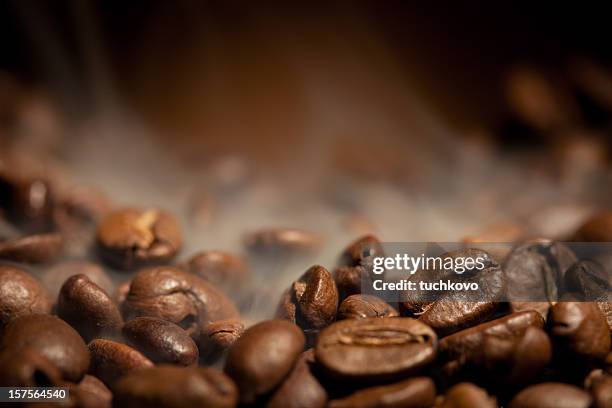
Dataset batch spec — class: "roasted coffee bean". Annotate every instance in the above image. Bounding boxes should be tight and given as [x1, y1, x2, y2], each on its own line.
[548, 302, 611, 364]
[57, 274, 123, 342]
[42, 260, 113, 298]
[597, 301, 612, 332]
[265, 349, 326, 408]
[0, 172, 53, 233]
[565, 260, 612, 300]
[401, 249, 504, 336]
[573, 211, 612, 242]
[277, 265, 338, 333]
[70, 374, 112, 408]
[224, 320, 305, 404]
[434, 382, 496, 408]
[509, 382, 592, 408]
[244, 227, 320, 256]
[122, 317, 199, 366]
[183, 250, 249, 289]
[0, 346, 63, 386]
[337, 294, 398, 320]
[96, 208, 182, 270]
[122, 266, 240, 339]
[0, 265, 52, 331]
[1, 314, 90, 382]
[338, 234, 384, 267]
[88, 339, 153, 388]
[334, 265, 371, 301]
[504, 239, 576, 302]
[592, 376, 612, 408]
[0, 232, 63, 263]
[328, 376, 435, 408]
[114, 365, 238, 408]
[315, 317, 437, 382]
[199, 319, 244, 363]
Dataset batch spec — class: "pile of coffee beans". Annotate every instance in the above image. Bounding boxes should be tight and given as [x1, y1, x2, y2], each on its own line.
[2, 163, 612, 408]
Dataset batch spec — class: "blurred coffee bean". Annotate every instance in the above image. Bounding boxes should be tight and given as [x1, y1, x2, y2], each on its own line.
[122, 317, 199, 366]
[504, 65, 580, 132]
[334, 265, 371, 302]
[565, 259, 612, 300]
[224, 320, 305, 404]
[267, 349, 327, 408]
[56, 274, 123, 342]
[0, 265, 52, 331]
[183, 250, 249, 290]
[328, 376, 435, 408]
[0, 232, 63, 263]
[244, 227, 321, 256]
[548, 302, 611, 364]
[96, 208, 182, 270]
[70, 374, 112, 408]
[277, 265, 338, 333]
[0, 314, 89, 382]
[573, 211, 612, 242]
[315, 317, 437, 383]
[509, 382, 592, 408]
[122, 266, 240, 339]
[114, 365, 238, 408]
[115, 280, 130, 304]
[88, 339, 153, 388]
[42, 260, 113, 298]
[199, 319, 244, 363]
[510, 301, 552, 319]
[401, 249, 504, 336]
[338, 234, 384, 267]
[597, 301, 612, 332]
[435, 382, 496, 408]
[592, 376, 612, 408]
[504, 239, 576, 302]
[0, 172, 53, 233]
[337, 294, 398, 320]
[0, 346, 63, 386]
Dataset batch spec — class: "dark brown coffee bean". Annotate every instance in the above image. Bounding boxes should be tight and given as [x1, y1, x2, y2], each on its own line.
[509, 382, 592, 408]
[334, 265, 370, 301]
[337, 294, 398, 320]
[70, 374, 112, 408]
[88, 339, 153, 388]
[573, 211, 612, 242]
[122, 266, 240, 339]
[1, 314, 90, 382]
[244, 228, 321, 256]
[267, 349, 327, 408]
[338, 234, 384, 267]
[199, 319, 244, 363]
[57, 274, 123, 342]
[0, 346, 63, 386]
[122, 317, 198, 366]
[0, 232, 63, 263]
[328, 376, 435, 408]
[504, 239, 576, 302]
[0, 172, 53, 233]
[114, 365, 238, 408]
[315, 317, 437, 382]
[592, 376, 612, 408]
[548, 302, 611, 363]
[224, 320, 305, 404]
[42, 260, 114, 298]
[96, 208, 182, 270]
[565, 260, 612, 300]
[439, 311, 544, 360]
[183, 250, 249, 289]
[0, 265, 52, 332]
[277, 265, 338, 332]
[435, 382, 496, 408]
